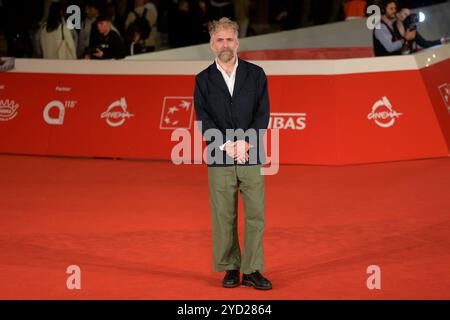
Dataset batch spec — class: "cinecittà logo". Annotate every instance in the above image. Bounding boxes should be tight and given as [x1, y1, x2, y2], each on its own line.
[101, 97, 134, 127]
[368, 96, 402, 128]
[0, 99, 19, 121]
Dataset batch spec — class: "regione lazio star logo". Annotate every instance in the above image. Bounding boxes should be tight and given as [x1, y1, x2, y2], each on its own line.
[438, 83, 450, 115]
[160, 97, 194, 130]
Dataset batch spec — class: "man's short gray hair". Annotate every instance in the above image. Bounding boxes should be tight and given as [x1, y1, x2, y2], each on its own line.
[208, 17, 239, 38]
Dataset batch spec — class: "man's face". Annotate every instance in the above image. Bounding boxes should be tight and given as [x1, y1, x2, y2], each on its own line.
[385, 2, 397, 19]
[210, 27, 239, 63]
[97, 21, 111, 35]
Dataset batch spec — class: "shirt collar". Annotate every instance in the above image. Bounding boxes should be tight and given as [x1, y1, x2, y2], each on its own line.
[215, 57, 238, 77]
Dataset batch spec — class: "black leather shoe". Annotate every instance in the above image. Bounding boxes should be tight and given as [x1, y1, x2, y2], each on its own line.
[242, 271, 272, 290]
[222, 270, 240, 288]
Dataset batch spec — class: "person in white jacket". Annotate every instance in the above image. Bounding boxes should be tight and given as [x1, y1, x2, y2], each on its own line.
[39, 2, 76, 59]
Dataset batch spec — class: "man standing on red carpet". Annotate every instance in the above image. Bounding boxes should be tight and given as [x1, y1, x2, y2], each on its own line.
[194, 17, 272, 290]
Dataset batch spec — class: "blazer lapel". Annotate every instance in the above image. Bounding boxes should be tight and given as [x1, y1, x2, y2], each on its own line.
[232, 58, 249, 99]
[209, 62, 231, 98]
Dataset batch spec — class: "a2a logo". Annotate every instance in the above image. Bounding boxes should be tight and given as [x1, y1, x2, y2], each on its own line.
[43, 100, 77, 125]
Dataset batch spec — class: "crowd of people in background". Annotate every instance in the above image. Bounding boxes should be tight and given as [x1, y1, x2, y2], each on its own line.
[0, 0, 447, 59]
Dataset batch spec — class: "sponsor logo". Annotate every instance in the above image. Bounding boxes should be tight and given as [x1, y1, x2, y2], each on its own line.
[43, 100, 77, 125]
[160, 97, 194, 130]
[101, 97, 134, 127]
[438, 83, 450, 114]
[269, 113, 307, 130]
[0, 99, 19, 121]
[368, 96, 402, 128]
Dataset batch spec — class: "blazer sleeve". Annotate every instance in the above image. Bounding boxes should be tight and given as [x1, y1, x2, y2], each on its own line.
[249, 68, 270, 131]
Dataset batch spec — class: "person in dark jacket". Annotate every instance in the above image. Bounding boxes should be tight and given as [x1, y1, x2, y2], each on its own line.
[194, 17, 272, 291]
[86, 12, 126, 59]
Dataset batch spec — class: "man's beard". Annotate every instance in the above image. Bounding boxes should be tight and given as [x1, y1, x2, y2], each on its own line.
[387, 12, 396, 20]
[218, 50, 235, 63]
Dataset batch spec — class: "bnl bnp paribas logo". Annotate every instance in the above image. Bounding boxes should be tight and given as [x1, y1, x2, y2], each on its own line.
[160, 97, 194, 129]
[368, 96, 403, 128]
[159, 96, 307, 131]
[269, 113, 306, 130]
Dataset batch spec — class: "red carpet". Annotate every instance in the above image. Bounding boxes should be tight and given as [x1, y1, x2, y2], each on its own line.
[0, 154, 449, 299]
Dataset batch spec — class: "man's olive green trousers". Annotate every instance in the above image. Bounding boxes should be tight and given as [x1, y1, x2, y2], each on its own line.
[207, 164, 266, 274]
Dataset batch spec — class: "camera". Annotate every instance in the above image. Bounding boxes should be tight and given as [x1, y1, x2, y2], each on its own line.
[89, 43, 109, 55]
[404, 12, 425, 31]
[404, 13, 419, 30]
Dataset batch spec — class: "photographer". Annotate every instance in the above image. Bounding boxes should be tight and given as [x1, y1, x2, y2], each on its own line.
[373, 0, 416, 56]
[85, 13, 126, 60]
[394, 7, 447, 55]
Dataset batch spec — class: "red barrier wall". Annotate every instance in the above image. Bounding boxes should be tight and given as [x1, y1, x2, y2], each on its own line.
[1, 46, 449, 165]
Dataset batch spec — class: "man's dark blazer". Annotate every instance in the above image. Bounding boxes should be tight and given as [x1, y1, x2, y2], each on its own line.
[193, 58, 270, 167]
